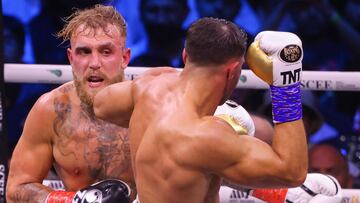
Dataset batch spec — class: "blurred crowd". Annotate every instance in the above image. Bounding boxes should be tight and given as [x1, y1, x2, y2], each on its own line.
[2, 0, 360, 188]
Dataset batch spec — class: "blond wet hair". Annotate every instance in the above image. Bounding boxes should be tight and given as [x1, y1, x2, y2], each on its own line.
[57, 4, 127, 44]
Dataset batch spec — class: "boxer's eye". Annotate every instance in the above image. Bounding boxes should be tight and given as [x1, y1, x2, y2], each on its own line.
[101, 49, 112, 56]
[76, 47, 91, 55]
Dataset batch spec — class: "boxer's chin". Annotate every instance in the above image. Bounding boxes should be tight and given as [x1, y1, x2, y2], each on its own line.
[74, 79, 95, 115]
[74, 74, 124, 115]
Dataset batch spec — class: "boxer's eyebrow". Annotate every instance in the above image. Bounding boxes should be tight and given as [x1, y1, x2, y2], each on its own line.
[75, 46, 91, 54]
[98, 42, 116, 49]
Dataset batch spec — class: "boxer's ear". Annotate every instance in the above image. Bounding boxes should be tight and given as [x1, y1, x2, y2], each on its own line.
[182, 48, 187, 64]
[121, 48, 131, 69]
[67, 48, 73, 64]
[226, 60, 241, 81]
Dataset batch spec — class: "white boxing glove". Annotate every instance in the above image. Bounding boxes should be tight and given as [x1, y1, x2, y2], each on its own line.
[220, 173, 342, 203]
[234, 173, 342, 203]
[285, 173, 342, 203]
[246, 31, 303, 123]
[246, 31, 303, 86]
[214, 100, 255, 136]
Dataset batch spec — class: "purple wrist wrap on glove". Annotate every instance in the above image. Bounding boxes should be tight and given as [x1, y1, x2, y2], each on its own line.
[270, 83, 302, 123]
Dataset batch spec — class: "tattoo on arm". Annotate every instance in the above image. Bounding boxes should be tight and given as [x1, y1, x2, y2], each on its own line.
[10, 183, 51, 203]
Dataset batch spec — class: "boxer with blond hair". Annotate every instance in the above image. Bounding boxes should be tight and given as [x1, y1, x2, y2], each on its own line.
[7, 5, 134, 203]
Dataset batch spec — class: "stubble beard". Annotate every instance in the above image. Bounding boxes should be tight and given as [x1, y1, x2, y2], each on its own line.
[73, 72, 124, 117]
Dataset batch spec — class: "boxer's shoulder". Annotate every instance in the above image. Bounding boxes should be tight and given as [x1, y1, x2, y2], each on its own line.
[141, 66, 178, 77]
[36, 82, 74, 102]
[135, 67, 178, 85]
[133, 70, 179, 101]
[28, 82, 80, 131]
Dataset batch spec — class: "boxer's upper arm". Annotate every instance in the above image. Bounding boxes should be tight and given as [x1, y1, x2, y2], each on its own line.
[177, 119, 300, 189]
[207, 122, 304, 188]
[7, 94, 54, 202]
[94, 81, 134, 127]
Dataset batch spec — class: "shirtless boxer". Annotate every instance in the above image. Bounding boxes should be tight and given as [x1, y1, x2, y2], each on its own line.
[6, 5, 134, 203]
[94, 18, 307, 203]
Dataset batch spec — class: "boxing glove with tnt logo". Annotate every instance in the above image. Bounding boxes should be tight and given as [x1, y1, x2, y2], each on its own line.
[246, 31, 303, 123]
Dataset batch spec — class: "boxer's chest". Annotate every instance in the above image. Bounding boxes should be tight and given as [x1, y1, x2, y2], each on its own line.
[52, 107, 132, 180]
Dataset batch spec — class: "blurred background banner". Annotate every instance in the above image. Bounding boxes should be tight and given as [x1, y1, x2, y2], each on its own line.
[0, 0, 9, 202]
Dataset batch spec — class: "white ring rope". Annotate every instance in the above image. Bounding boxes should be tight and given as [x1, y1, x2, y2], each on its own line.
[4, 63, 360, 91]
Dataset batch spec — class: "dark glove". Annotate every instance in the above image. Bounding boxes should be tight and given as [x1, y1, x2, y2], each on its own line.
[72, 179, 131, 203]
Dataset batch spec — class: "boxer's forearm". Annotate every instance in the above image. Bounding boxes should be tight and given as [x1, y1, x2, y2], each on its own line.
[246, 31, 307, 186]
[7, 183, 52, 203]
[272, 119, 308, 185]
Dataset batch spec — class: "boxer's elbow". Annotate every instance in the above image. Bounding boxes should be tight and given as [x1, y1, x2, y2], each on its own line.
[285, 172, 307, 188]
[279, 163, 307, 187]
[289, 158, 308, 187]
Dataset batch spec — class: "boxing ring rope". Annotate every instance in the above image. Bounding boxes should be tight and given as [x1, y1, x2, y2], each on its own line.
[4, 63, 360, 203]
[4, 63, 360, 91]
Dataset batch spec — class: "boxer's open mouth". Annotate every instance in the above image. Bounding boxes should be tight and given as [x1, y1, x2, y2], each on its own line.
[88, 76, 104, 88]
